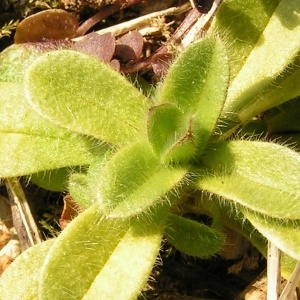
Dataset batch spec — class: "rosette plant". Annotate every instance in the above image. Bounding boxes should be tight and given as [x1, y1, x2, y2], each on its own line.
[0, 0, 300, 299]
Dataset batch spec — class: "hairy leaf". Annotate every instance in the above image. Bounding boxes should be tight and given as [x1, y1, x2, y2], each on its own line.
[147, 103, 195, 163]
[39, 204, 168, 299]
[209, 0, 281, 81]
[0, 239, 54, 300]
[165, 214, 225, 257]
[158, 37, 229, 156]
[93, 141, 188, 218]
[197, 140, 300, 219]
[25, 50, 151, 147]
[219, 0, 300, 121]
[243, 209, 300, 261]
[0, 83, 106, 177]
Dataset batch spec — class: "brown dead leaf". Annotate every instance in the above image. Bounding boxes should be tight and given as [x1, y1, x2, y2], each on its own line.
[115, 30, 143, 61]
[59, 195, 84, 229]
[14, 9, 79, 44]
[0, 255, 13, 274]
[72, 32, 115, 62]
[0, 230, 11, 250]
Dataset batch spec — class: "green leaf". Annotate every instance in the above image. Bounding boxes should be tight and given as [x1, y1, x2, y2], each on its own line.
[209, 0, 281, 82]
[165, 214, 225, 257]
[0, 83, 107, 177]
[0, 239, 54, 300]
[238, 59, 300, 123]
[109, 167, 188, 219]
[243, 209, 300, 261]
[39, 204, 168, 299]
[0, 44, 47, 82]
[158, 37, 229, 156]
[220, 0, 300, 121]
[83, 206, 168, 299]
[39, 205, 129, 299]
[30, 167, 79, 192]
[68, 173, 93, 208]
[68, 154, 112, 209]
[25, 50, 151, 147]
[93, 141, 188, 218]
[147, 103, 195, 163]
[197, 140, 300, 219]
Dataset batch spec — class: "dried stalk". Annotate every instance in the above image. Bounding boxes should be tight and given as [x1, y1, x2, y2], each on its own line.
[267, 241, 281, 300]
[5, 178, 42, 251]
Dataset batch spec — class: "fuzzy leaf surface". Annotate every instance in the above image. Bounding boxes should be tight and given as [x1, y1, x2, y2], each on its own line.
[147, 103, 195, 163]
[83, 205, 168, 299]
[209, 0, 280, 81]
[39, 204, 168, 299]
[94, 141, 188, 218]
[197, 141, 300, 219]
[0, 83, 106, 177]
[0, 44, 49, 82]
[158, 37, 229, 156]
[25, 50, 151, 147]
[243, 209, 300, 261]
[0, 239, 54, 300]
[165, 214, 225, 257]
[219, 0, 300, 120]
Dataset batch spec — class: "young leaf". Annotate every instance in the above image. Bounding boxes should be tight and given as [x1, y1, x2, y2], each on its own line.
[39, 204, 168, 299]
[25, 50, 151, 147]
[68, 173, 94, 208]
[242, 209, 300, 261]
[108, 167, 188, 219]
[197, 140, 300, 219]
[0, 83, 106, 177]
[93, 141, 188, 218]
[147, 103, 195, 163]
[165, 214, 225, 257]
[158, 37, 229, 156]
[68, 154, 113, 209]
[0, 239, 54, 300]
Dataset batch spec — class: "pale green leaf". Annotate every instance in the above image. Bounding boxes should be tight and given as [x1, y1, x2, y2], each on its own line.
[243, 209, 300, 261]
[222, 0, 300, 120]
[0, 239, 54, 300]
[198, 140, 300, 219]
[31, 167, 78, 192]
[94, 141, 159, 212]
[209, 0, 280, 81]
[165, 214, 225, 257]
[0, 83, 106, 177]
[108, 167, 188, 219]
[0, 44, 47, 82]
[25, 50, 151, 147]
[158, 37, 229, 156]
[39, 204, 168, 299]
[39, 205, 130, 299]
[92, 141, 187, 218]
[83, 205, 168, 299]
[147, 103, 195, 163]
